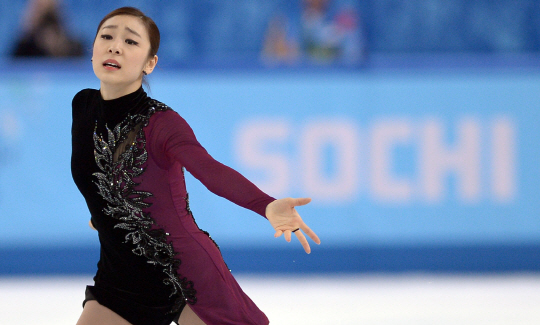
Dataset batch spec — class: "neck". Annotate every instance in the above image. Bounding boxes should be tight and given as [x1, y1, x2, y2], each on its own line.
[99, 80, 142, 100]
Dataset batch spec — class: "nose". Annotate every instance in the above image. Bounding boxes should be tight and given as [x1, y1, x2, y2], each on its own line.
[108, 46, 121, 55]
[108, 41, 122, 55]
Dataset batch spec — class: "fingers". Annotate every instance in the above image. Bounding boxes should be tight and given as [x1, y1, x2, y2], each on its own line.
[300, 224, 321, 245]
[275, 228, 298, 241]
[294, 230, 311, 254]
[284, 229, 293, 242]
[290, 197, 311, 207]
[275, 227, 319, 254]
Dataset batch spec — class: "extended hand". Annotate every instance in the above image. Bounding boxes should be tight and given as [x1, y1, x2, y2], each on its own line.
[265, 197, 321, 254]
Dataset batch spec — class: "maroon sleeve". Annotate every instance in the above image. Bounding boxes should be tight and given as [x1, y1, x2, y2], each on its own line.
[148, 110, 275, 217]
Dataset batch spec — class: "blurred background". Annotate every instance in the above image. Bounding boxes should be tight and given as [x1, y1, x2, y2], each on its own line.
[1, 0, 539, 324]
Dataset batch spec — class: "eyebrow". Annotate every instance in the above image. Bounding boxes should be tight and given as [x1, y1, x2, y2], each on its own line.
[101, 25, 142, 38]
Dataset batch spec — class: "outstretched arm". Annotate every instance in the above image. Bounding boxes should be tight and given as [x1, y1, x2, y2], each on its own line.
[266, 197, 321, 254]
[149, 111, 321, 251]
[149, 111, 275, 217]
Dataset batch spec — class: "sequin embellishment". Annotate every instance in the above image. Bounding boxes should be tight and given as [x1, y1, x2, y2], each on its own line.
[92, 100, 196, 312]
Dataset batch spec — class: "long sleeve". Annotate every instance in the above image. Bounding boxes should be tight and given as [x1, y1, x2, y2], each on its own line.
[147, 110, 275, 217]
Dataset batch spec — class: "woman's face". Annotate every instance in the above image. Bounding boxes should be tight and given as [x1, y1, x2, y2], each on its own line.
[92, 15, 157, 91]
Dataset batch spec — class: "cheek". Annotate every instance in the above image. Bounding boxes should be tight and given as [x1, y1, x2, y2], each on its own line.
[91, 42, 99, 59]
[91, 46, 98, 64]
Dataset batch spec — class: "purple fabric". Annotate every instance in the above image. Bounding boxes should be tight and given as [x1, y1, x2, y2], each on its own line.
[142, 110, 273, 324]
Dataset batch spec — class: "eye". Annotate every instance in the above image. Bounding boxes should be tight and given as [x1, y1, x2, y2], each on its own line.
[100, 34, 112, 40]
[126, 39, 139, 46]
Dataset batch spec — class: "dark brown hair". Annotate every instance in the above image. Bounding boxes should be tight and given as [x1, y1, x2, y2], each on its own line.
[95, 7, 160, 58]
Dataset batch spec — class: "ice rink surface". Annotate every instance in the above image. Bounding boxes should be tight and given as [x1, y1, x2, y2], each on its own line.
[1, 274, 539, 325]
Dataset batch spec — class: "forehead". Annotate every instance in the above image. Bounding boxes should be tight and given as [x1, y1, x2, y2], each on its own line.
[100, 15, 148, 37]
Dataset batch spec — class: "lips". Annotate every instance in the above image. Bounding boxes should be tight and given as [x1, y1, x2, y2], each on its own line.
[103, 59, 121, 70]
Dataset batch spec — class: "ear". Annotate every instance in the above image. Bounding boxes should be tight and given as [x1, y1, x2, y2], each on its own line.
[144, 55, 158, 75]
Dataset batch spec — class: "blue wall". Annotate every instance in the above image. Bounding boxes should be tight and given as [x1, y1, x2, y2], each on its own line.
[1, 0, 539, 274]
[0, 61, 539, 274]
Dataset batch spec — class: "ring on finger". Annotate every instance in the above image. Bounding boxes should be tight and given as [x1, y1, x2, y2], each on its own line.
[292, 228, 300, 232]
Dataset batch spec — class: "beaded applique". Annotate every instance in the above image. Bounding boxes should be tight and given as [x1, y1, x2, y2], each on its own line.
[92, 100, 196, 312]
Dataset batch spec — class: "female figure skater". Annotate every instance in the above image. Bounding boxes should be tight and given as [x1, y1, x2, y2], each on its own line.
[72, 7, 320, 325]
